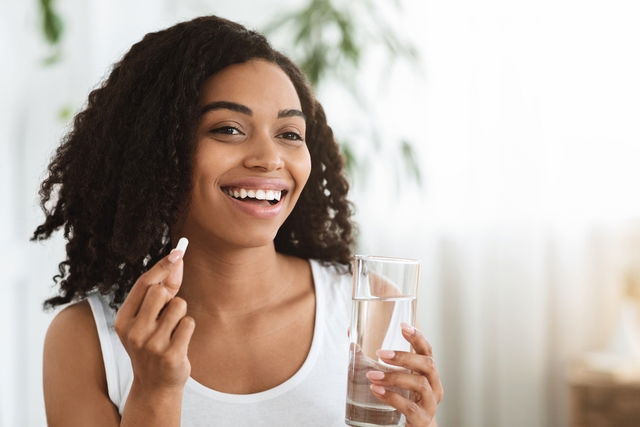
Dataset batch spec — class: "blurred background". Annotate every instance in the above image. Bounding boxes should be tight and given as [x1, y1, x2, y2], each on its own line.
[2, 0, 640, 426]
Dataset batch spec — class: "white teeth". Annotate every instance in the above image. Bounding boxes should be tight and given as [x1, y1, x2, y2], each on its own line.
[224, 188, 284, 201]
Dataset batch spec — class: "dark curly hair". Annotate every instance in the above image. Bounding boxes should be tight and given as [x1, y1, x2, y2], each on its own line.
[31, 15, 356, 310]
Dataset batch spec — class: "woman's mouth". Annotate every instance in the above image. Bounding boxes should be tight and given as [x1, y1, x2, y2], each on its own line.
[221, 187, 288, 207]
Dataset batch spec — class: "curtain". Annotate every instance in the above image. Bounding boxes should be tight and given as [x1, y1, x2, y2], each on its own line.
[354, 1, 640, 426]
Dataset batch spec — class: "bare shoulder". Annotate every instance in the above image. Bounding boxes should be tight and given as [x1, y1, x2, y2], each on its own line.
[44, 300, 120, 426]
[46, 299, 95, 340]
[369, 272, 402, 297]
[280, 254, 313, 282]
[45, 301, 101, 370]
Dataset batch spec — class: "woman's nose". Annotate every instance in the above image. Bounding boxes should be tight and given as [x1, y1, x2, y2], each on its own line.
[243, 134, 284, 171]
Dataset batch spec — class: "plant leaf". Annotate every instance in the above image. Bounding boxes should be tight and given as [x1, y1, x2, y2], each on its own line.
[40, 0, 64, 45]
[400, 139, 422, 185]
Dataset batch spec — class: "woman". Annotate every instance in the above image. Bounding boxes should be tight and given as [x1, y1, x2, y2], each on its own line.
[33, 15, 443, 426]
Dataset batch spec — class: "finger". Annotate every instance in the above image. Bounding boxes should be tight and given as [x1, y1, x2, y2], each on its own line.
[117, 238, 188, 320]
[377, 349, 444, 403]
[150, 297, 188, 345]
[139, 252, 185, 297]
[376, 349, 433, 375]
[134, 284, 172, 324]
[399, 326, 444, 402]
[116, 263, 171, 322]
[366, 370, 437, 412]
[169, 316, 196, 353]
[163, 255, 185, 296]
[400, 323, 432, 356]
[121, 285, 171, 348]
[369, 385, 434, 427]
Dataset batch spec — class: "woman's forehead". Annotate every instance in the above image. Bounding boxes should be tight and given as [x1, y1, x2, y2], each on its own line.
[199, 59, 302, 112]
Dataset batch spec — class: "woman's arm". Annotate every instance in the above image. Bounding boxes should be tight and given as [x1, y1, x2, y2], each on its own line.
[43, 301, 121, 426]
[43, 301, 185, 427]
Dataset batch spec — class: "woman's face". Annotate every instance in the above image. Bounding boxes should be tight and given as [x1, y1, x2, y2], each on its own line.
[184, 59, 311, 249]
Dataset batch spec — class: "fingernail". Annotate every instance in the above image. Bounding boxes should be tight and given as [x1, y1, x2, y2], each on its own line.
[168, 249, 184, 263]
[401, 322, 416, 336]
[168, 237, 189, 263]
[376, 349, 395, 359]
[366, 370, 385, 381]
[370, 384, 386, 395]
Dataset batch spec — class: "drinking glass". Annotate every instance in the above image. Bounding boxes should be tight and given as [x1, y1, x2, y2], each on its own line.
[345, 255, 421, 427]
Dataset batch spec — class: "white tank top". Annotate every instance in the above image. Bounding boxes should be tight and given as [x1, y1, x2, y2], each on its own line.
[87, 259, 352, 426]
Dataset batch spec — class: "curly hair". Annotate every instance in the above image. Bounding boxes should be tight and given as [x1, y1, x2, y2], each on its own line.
[31, 15, 356, 310]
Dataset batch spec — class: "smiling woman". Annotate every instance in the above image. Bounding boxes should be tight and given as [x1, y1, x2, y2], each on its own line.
[30, 15, 442, 427]
[187, 60, 311, 241]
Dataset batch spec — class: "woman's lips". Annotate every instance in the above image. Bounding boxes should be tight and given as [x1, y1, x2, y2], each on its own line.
[221, 189, 287, 218]
[219, 177, 291, 192]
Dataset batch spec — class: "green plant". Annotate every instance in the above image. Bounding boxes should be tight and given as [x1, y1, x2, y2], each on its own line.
[39, 0, 64, 64]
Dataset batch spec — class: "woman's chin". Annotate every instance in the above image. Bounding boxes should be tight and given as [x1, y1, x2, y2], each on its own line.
[221, 230, 280, 250]
[188, 210, 284, 250]
[239, 238, 277, 250]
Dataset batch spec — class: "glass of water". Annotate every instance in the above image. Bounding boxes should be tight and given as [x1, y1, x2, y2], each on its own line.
[345, 255, 421, 427]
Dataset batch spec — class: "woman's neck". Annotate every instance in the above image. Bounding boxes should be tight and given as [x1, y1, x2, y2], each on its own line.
[175, 241, 297, 323]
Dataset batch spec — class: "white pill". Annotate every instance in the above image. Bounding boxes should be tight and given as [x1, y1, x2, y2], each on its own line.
[176, 237, 189, 253]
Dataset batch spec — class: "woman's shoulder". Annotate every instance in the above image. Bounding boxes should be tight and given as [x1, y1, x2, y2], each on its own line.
[43, 299, 119, 424]
[46, 299, 96, 343]
[45, 292, 120, 359]
[308, 258, 351, 308]
[309, 258, 351, 282]
[44, 299, 103, 369]
[279, 254, 350, 284]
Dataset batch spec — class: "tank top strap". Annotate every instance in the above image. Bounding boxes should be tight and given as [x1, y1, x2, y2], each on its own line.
[86, 292, 133, 414]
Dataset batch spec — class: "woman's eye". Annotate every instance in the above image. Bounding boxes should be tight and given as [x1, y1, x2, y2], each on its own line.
[279, 131, 304, 142]
[211, 126, 243, 135]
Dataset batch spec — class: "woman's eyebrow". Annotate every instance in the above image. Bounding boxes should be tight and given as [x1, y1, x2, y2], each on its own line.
[200, 101, 305, 121]
[278, 109, 306, 121]
[201, 101, 251, 115]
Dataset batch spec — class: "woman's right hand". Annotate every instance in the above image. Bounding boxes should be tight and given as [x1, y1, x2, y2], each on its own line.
[114, 242, 195, 393]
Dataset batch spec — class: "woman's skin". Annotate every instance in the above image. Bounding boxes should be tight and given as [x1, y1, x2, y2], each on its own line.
[42, 59, 442, 426]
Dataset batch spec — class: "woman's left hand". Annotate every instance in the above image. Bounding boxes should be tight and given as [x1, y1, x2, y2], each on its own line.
[366, 323, 444, 427]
